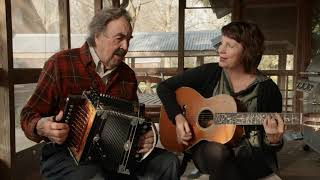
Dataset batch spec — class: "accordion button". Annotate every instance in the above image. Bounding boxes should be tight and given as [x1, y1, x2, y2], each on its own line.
[124, 141, 130, 151]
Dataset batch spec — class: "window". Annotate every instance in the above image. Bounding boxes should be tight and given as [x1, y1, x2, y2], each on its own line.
[184, 1, 231, 68]
[122, 0, 179, 86]
[12, 0, 60, 69]
[15, 84, 37, 151]
[70, 0, 94, 48]
[11, 0, 60, 151]
[259, 44, 295, 112]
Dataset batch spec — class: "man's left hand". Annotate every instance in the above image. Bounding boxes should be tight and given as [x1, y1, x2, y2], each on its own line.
[263, 113, 285, 144]
[138, 130, 154, 154]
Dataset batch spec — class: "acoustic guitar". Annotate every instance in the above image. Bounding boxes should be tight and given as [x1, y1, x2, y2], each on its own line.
[159, 87, 320, 152]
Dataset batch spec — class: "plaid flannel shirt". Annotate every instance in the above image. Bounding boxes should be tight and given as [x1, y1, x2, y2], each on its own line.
[20, 42, 138, 143]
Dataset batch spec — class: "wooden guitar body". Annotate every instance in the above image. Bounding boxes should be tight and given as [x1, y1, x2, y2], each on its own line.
[159, 87, 238, 152]
[159, 87, 320, 152]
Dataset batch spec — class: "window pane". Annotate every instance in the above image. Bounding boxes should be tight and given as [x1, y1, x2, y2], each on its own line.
[186, 0, 211, 8]
[184, 57, 197, 68]
[132, 0, 179, 32]
[184, 8, 230, 68]
[132, 58, 162, 68]
[15, 83, 37, 152]
[164, 58, 178, 68]
[12, 0, 60, 152]
[259, 55, 279, 70]
[204, 56, 219, 64]
[103, 0, 113, 8]
[185, 9, 230, 31]
[286, 54, 294, 70]
[127, 0, 179, 77]
[269, 76, 278, 84]
[287, 90, 294, 99]
[70, 0, 94, 48]
[12, 0, 60, 68]
[287, 76, 293, 90]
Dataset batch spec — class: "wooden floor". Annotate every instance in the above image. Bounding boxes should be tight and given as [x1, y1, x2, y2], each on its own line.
[180, 140, 320, 180]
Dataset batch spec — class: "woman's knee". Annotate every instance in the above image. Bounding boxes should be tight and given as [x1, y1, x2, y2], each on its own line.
[196, 142, 232, 162]
[192, 142, 234, 174]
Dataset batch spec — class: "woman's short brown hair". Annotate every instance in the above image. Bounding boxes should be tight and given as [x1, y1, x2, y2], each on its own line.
[221, 21, 265, 74]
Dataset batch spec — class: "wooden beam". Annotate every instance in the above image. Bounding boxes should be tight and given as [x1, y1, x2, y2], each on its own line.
[58, 0, 71, 50]
[243, 0, 296, 8]
[232, 0, 242, 21]
[178, 0, 185, 73]
[262, 70, 295, 76]
[126, 51, 217, 58]
[1, 69, 41, 85]
[134, 68, 178, 76]
[130, 57, 135, 68]
[0, 0, 15, 179]
[13, 69, 41, 84]
[112, 0, 120, 7]
[278, 53, 288, 91]
[196, 56, 204, 66]
[0, 69, 7, 86]
[294, 0, 312, 112]
[94, 0, 103, 14]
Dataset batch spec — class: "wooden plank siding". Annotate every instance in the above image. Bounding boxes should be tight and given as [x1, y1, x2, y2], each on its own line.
[13, 69, 42, 84]
[232, 0, 242, 21]
[58, 0, 71, 50]
[0, 0, 15, 180]
[178, 0, 185, 73]
[294, 0, 313, 112]
[94, 0, 103, 14]
[112, 0, 120, 8]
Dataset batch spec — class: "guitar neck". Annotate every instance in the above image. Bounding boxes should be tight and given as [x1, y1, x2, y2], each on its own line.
[215, 113, 302, 125]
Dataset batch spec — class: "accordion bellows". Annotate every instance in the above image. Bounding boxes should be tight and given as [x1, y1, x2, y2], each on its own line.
[62, 91, 152, 175]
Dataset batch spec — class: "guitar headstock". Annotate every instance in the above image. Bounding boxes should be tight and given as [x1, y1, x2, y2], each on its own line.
[303, 113, 320, 131]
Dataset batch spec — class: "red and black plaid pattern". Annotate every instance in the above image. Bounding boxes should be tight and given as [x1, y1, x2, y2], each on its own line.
[20, 42, 138, 142]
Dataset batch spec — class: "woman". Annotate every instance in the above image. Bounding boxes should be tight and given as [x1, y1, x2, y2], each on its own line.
[157, 21, 284, 180]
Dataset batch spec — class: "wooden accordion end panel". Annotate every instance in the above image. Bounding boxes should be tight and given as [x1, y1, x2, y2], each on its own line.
[62, 92, 152, 175]
[63, 95, 97, 163]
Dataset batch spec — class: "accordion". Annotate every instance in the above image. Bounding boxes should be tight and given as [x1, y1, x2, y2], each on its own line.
[61, 90, 153, 175]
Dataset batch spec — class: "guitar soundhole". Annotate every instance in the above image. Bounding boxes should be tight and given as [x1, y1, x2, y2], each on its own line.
[198, 109, 214, 128]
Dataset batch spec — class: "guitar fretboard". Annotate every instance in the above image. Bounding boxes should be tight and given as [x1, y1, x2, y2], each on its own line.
[214, 113, 302, 125]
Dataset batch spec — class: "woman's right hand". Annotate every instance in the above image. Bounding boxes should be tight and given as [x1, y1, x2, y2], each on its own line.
[175, 114, 192, 145]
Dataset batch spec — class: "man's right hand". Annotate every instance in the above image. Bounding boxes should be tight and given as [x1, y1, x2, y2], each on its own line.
[175, 114, 192, 146]
[36, 110, 69, 144]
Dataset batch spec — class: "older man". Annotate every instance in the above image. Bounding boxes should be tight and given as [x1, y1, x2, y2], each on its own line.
[20, 8, 179, 180]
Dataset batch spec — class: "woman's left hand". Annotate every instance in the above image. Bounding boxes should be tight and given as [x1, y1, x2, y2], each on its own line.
[263, 113, 285, 144]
